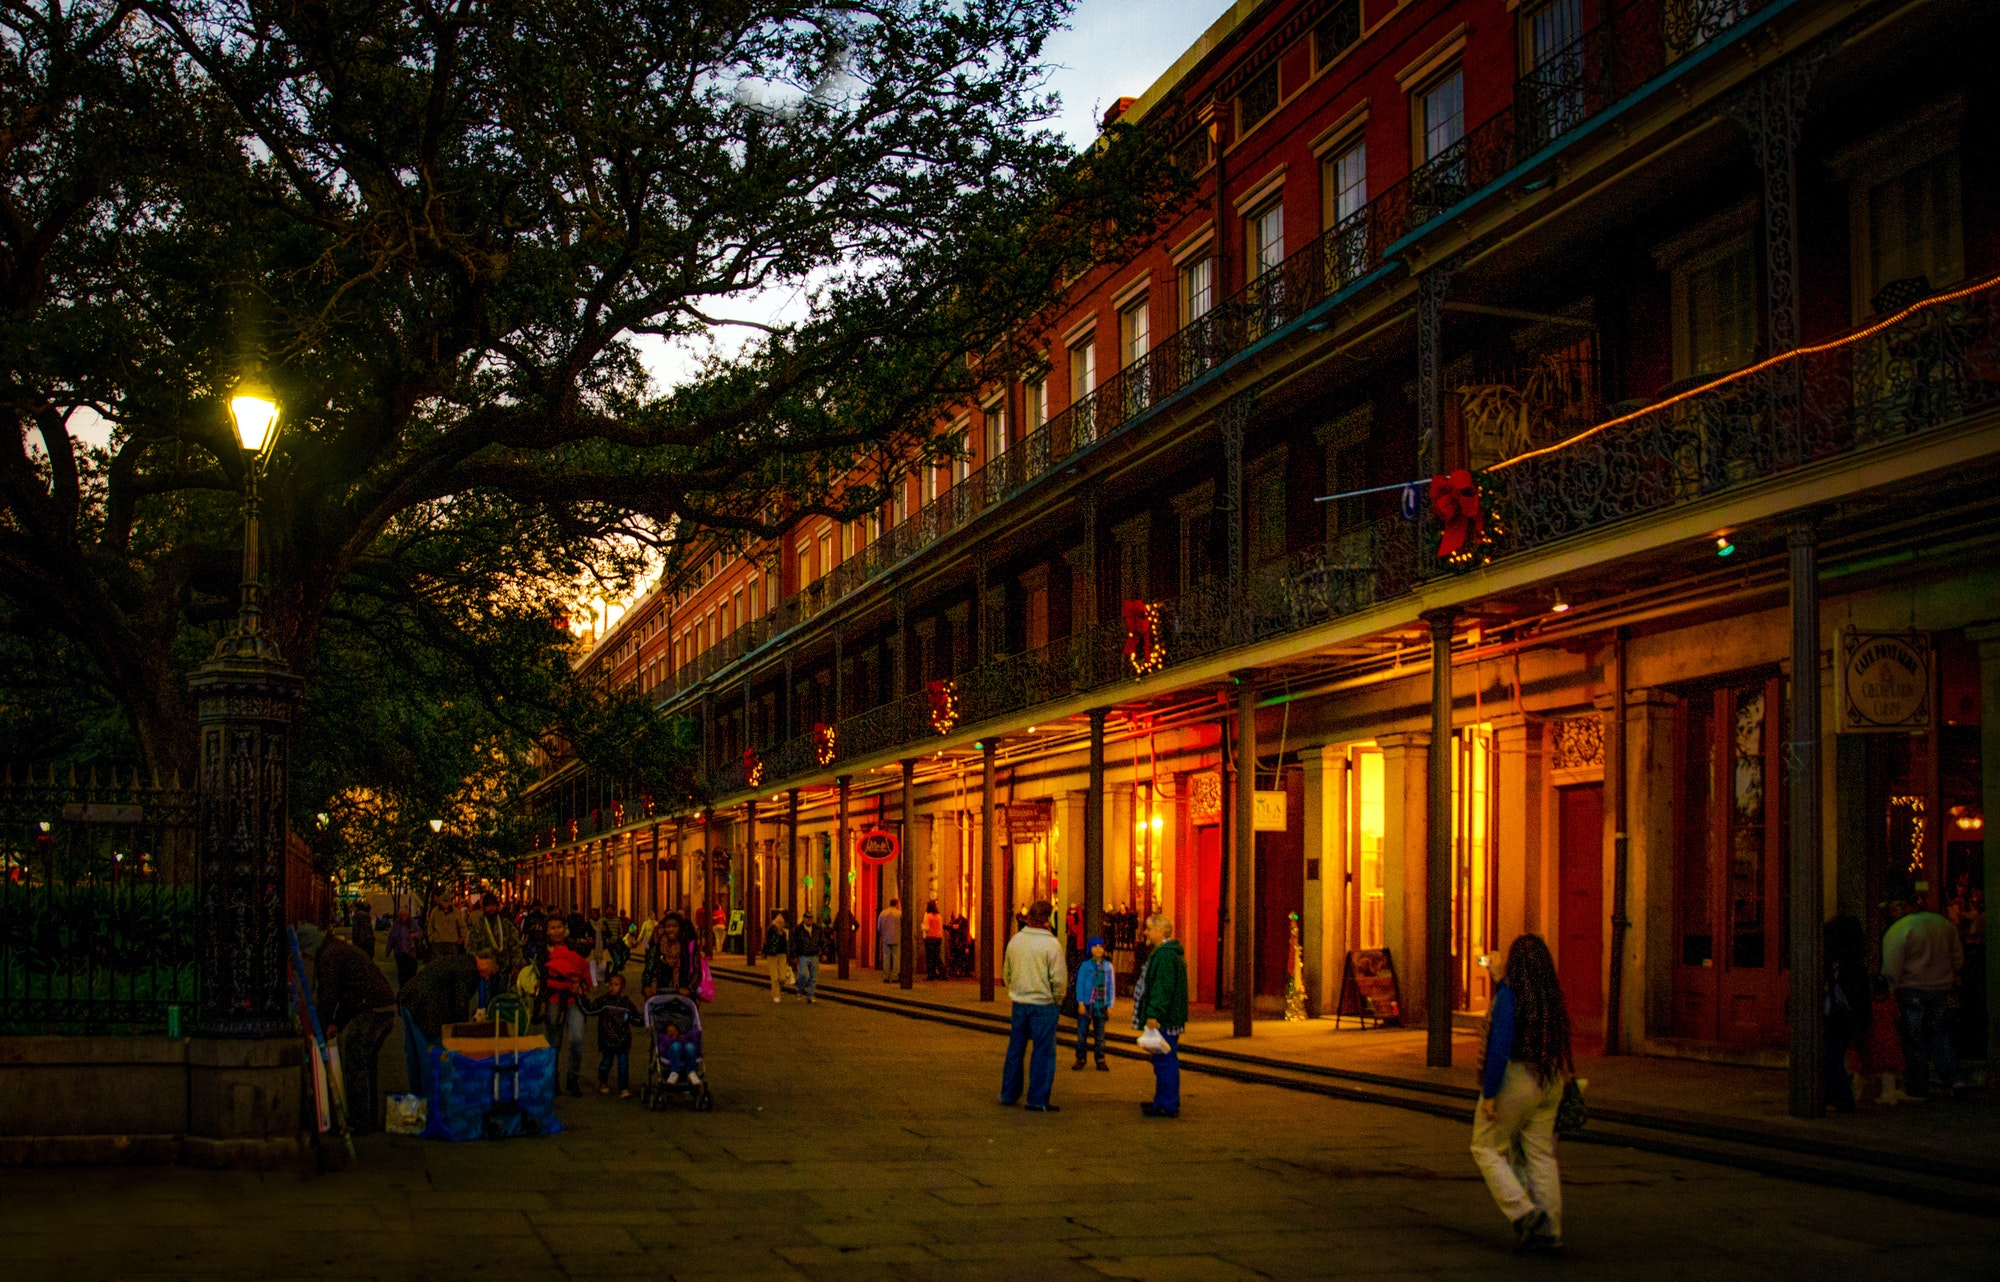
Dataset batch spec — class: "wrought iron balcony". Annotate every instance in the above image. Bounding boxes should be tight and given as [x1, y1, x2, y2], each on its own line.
[647, 0, 1778, 716]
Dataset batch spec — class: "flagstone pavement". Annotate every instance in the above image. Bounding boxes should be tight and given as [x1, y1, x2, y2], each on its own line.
[4, 977, 1996, 1282]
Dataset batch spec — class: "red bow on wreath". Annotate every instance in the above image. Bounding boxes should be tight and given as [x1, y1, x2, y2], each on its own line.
[1122, 599, 1152, 661]
[1429, 469, 1484, 558]
[742, 748, 764, 787]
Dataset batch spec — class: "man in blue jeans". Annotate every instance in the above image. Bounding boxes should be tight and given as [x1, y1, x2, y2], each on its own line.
[1881, 889, 1966, 1097]
[998, 899, 1067, 1112]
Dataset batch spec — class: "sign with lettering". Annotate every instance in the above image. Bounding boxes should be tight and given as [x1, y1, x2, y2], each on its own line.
[1838, 631, 1931, 732]
[1006, 798, 1052, 844]
[855, 827, 900, 865]
[1253, 790, 1289, 832]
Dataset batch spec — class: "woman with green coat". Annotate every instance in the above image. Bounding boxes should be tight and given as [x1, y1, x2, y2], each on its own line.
[1131, 913, 1188, 1117]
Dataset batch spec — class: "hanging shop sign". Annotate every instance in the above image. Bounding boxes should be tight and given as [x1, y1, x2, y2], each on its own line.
[1188, 771, 1222, 823]
[1253, 790, 1289, 832]
[1838, 630, 1932, 732]
[856, 827, 900, 865]
[1007, 798, 1053, 844]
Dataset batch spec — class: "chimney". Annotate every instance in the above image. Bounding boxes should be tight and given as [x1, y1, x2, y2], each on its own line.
[1101, 96, 1138, 130]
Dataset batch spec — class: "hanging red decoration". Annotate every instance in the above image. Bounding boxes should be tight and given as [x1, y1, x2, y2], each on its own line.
[1123, 599, 1165, 676]
[742, 748, 765, 788]
[925, 679, 959, 735]
[1429, 468, 1485, 560]
[813, 721, 839, 766]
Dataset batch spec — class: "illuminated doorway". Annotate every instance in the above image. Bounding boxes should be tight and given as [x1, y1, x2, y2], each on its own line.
[1454, 726, 1499, 1013]
[1347, 746, 1386, 950]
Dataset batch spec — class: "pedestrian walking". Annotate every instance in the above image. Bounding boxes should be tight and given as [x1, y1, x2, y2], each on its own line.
[790, 912, 822, 1003]
[1131, 914, 1186, 1117]
[998, 899, 1066, 1112]
[923, 900, 944, 980]
[348, 901, 376, 959]
[1881, 886, 1966, 1097]
[877, 898, 902, 981]
[468, 892, 523, 984]
[1470, 933, 1573, 1255]
[1824, 914, 1869, 1114]
[522, 900, 548, 963]
[540, 917, 593, 1097]
[427, 895, 468, 956]
[1070, 937, 1115, 1071]
[297, 923, 397, 1133]
[387, 908, 422, 987]
[582, 972, 640, 1097]
[397, 947, 498, 1100]
[763, 910, 791, 1002]
[642, 914, 701, 999]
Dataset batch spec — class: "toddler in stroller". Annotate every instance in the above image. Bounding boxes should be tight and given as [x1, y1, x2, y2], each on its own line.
[641, 992, 713, 1111]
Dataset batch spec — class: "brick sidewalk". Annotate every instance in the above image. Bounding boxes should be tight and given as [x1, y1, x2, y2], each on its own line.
[741, 955, 2000, 1178]
[5, 958, 1997, 1281]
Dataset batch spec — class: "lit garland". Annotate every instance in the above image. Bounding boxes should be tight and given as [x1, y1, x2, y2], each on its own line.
[1122, 599, 1165, 676]
[925, 678, 959, 735]
[742, 748, 765, 789]
[813, 720, 839, 766]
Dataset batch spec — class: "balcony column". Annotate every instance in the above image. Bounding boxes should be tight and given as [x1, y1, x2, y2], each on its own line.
[893, 589, 909, 700]
[1416, 263, 1457, 477]
[744, 798, 761, 962]
[833, 624, 845, 723]
[743, 680, 753, 751]
[1221, 398, 1248, 581]
[1423, 607, 1457, 1068]
[788, 787, 801, 918]
[976, 552, 994, 663]
[836, 775, 853, 979]
[783, 654, 795, 743]
[1786, 519, 1825, 1119]
[980, 738, 998, 1003]
[1085, 708, 1107, 952]
[1969, 624, 2000, 1071]
[1078, 485, 1100, 632]
[900, 758, 917, 990]
[1232, 671, 1256, 1038]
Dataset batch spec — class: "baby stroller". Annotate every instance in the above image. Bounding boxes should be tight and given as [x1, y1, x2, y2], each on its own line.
[640, 993, 712, 1112]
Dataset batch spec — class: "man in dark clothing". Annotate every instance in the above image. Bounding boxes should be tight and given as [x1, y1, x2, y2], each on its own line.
[522, 901, 548, 963]
[348, 901, 376, 959]
[790, 913, 822, 1003]
[298, 923, 397, 1133]
[397, 949, 498, 1098]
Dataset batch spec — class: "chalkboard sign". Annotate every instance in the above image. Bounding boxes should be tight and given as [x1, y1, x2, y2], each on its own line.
[1333, 948, 1404, 1029]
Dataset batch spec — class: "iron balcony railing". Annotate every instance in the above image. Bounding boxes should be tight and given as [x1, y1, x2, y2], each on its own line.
[644, 274, 2000, 818]
[0, 765, 200, 1033]
[648, 0, 1775, 713]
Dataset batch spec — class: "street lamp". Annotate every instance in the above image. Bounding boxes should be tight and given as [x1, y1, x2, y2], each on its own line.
[429, 818, 444, 833]
[224, 381, 281, 650]
[187, 373, 301, 1041]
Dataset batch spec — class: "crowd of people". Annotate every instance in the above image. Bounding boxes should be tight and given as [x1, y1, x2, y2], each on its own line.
[304, 893, 727, 1131]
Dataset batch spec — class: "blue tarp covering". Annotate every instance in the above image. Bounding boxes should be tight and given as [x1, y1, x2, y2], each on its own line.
[420, 1044, 564, 1142]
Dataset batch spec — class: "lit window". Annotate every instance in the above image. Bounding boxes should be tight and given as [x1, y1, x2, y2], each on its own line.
[1118, 294, 1150, 369]
[1177, 255, 1213, 325]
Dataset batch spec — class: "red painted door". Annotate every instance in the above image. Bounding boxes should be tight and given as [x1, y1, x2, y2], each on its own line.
[1556, 784, 1605, 1038]
[1192, 825, 1222, 1006]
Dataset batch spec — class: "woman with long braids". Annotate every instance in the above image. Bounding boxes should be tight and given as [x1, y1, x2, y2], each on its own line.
[1471, 934, 1574, 1254]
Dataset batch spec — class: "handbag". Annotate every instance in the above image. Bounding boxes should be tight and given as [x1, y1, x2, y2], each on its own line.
[696, 957, 716, 1004]
[1555, 1076, 1588, 1136]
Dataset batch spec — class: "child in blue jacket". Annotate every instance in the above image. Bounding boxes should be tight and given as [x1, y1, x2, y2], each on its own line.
[1071, 937, 1116, 1071]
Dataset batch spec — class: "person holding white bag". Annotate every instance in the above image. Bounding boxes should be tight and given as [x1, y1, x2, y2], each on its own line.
[1131, 914, 1187, 1118]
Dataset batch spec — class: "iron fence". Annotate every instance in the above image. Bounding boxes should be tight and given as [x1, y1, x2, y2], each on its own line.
[0, 766, 199, 1033]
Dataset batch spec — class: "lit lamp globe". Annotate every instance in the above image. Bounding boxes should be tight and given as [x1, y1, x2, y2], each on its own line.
[429, 818, 444, 833]
[229, 386, 280, 455]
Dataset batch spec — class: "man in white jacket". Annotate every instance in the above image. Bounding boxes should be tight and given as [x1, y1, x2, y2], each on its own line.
[998, 899, 1067, 1112]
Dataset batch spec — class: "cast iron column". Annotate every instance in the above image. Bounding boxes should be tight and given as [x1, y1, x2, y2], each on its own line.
[900, 758, 917, 989]
[980, 739, 997, 1002]
[1425, 608, 1457, 1067]
[787, 787, 801, 917]
[836, 776, 853, 979]
[1233, 672, 1256, 1038]
[744, 799, 760, 962]
[191, 459, 300, 1038]
[1085, 708, 1107, 952]
[1788, 519, 1825, 1118]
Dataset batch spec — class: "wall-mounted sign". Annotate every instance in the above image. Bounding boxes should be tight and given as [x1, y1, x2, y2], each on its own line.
[1006, 798, 1052, 844]
[1838, 630, 1932, 732]
[1253, 790, 1289, 832]
[1188, 771, 1222, 823]
[856, 827, 900, 865]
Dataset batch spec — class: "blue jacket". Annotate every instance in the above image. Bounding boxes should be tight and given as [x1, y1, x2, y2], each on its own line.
[1480, 982, 1517, 1098]
[1074, 957, 1115, 1011]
